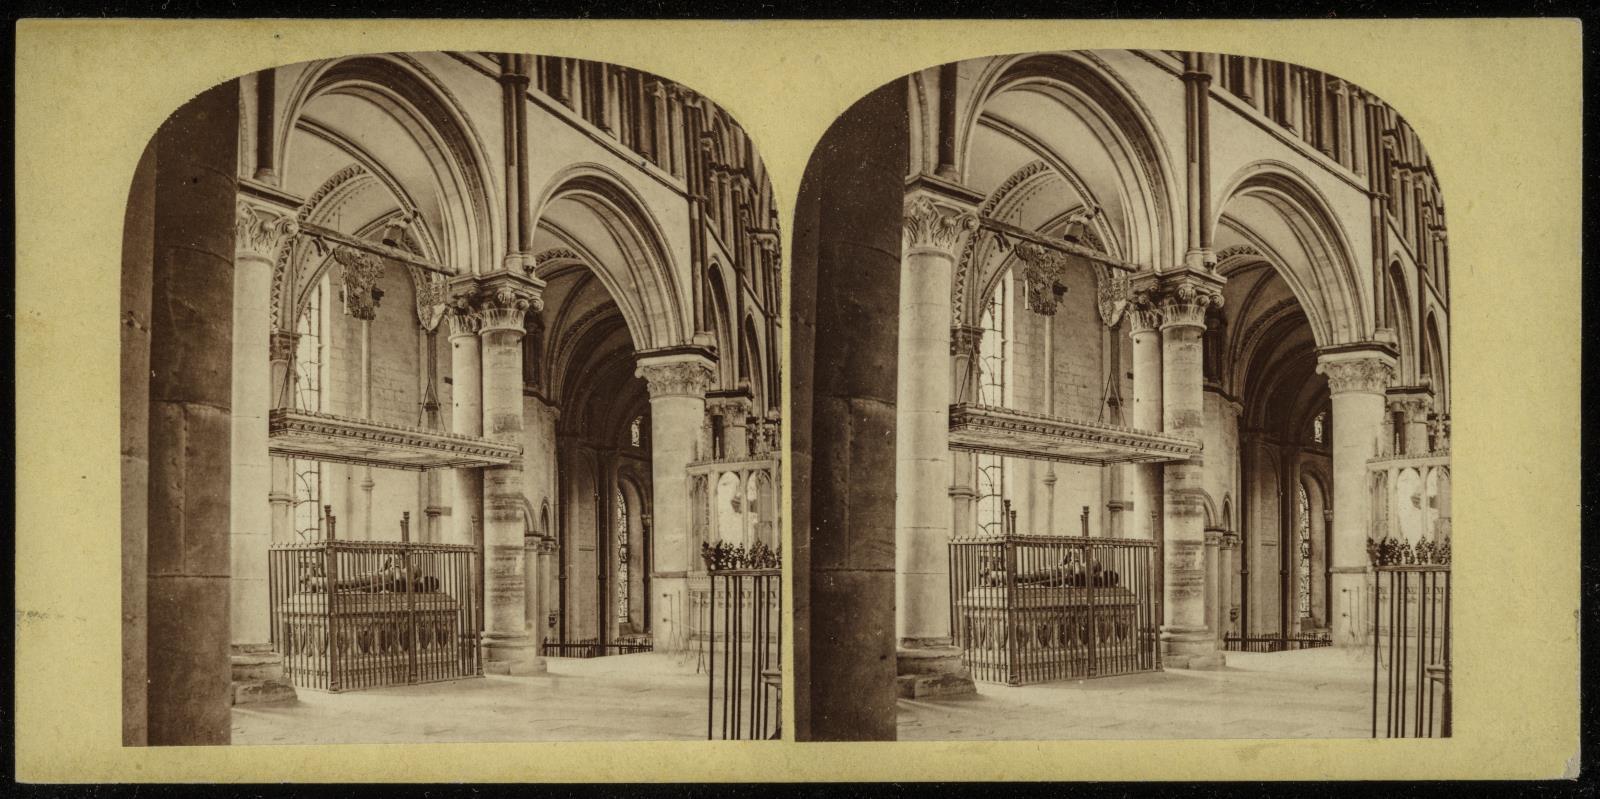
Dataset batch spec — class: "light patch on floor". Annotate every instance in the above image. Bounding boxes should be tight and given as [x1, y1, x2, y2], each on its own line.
[232, 651, 711, 745]
[898, 647, 1378, 740]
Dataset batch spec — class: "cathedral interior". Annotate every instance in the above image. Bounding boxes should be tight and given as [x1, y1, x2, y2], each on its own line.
[793, 49, 1451, 740]
[121, 51, 782, 745]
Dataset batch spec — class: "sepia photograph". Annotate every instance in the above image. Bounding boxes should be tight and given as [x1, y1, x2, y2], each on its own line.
[793, 48, 1453, 741]
[120, 50, 784, 745]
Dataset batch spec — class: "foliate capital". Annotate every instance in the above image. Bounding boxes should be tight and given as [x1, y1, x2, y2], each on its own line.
[1128, 270, 1225, 331]
[636, 356, 716, 400]
[268, 329, 300, 362]
[1317, 353, 1396, 396]
[236, 199, 298, 261]
[446, 271, 546, 336]
[950, 325, 984, 358]
[903, 194, 977, 254]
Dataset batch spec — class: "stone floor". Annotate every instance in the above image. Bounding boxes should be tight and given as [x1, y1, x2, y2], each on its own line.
[898, 647, 1376, 740]
[232, 651, 710, 744]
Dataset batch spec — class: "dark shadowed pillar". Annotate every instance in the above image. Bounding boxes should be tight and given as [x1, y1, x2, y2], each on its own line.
[121, 139, 157, 747]
[144, 81, 239, 745]
[792, 80, 906, 741]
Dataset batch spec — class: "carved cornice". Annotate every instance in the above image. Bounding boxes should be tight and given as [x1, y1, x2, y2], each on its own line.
[1317, 356, 1396, 396]
[267, 408, 522, 471]
[636, 359, 716, 399]
[903, 194, 977, 254]
[948, 403, 1201, 465]
[237, 200, 299, 262]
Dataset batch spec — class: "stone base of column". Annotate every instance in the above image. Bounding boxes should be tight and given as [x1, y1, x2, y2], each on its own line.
[482, 633, 547, 675]
[229, 644, 298, 705]
[1161, 626, 1226, 670]
[895, 640, 976, 699]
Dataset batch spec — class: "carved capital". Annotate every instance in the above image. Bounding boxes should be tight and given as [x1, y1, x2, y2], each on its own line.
[269, 329, 300, 362]
[1317, 354, 1396, 396]
[636, 358, 716, 399]
[903, 194, 977, 254]
[236, 200, 298, 262]
[950, 325, 984, 358]
[447, 271, 546, 336]
[1129, 270, 1225, 331]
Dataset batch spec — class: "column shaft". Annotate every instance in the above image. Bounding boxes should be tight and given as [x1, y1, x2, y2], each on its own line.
[1319, 352, 1395, 645]
[636, 354, 715, 652]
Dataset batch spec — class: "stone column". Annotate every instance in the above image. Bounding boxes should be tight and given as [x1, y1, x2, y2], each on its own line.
[1128, 301, 1164, 540]
[636, 348, 716, 652]
[267, 330, 298, 544]
[894, 190, 977, 697]
[228, 196, 299, 704]
[445, 306, 483, 549]
[1204, 528, 1222, 645]
[1219, 531, 1238, 638]
[143, 80, 238, 744]
[1317, 348, 1396, 645]
[1134, 270, 1226, 668]
[463, 271, 547, 675]
[949, 325, 983, 541]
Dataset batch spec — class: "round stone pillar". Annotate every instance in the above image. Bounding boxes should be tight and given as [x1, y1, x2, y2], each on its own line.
[445, 307, 483, 549]
[470, 272, 547, 675]
[227, 197, 298, 706]
[1135, 271, 1226, 669]
[1127, 304, 1164, 540]
[1317, 349, 1396, 646]
[894, 192, 976, 697]
[267, 329, 298, 545]
[636, 350, 716, 653]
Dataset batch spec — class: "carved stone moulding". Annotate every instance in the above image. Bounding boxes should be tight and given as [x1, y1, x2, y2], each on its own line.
[947, 402, 1201, 466]
[1317, 344, 1398, 396]
[635, 344, 717, 399]
[268, 408, 522, 471]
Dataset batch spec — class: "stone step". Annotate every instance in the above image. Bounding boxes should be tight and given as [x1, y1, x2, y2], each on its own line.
[896, 672, 977, 699]
[232, 679, 298, 706]
[230, 654, 286, 683]
[897, 646, 971, 676]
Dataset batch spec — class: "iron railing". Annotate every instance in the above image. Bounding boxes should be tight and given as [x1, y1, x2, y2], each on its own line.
[540, 639, 654, 658]
[1222, 633, 1332, 652]
[268, 507, 481, 692]
[949, 533, 1160, 685]
[705, 568, 781, 740]
[1372, 563, 1451, 738]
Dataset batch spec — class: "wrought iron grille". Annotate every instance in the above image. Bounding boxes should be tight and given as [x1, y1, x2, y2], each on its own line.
[705, 568, 781, 740]
[949, 533, 1160, 685]
[268, 508, 482, 692]
[540, 639, 654, 659]
[1372, 563, 1451, 738]
[1222, 633, 1332, 652]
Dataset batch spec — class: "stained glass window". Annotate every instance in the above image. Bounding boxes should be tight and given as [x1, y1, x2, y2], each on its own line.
[1297, 484, 1312, 619]
[615, 491, 630, 622]
[975, 270, 1011, 537]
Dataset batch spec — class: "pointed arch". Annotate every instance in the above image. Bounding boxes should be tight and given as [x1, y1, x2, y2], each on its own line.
[530, 163, 687, 351]
[1213, 160, 1368, 346]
